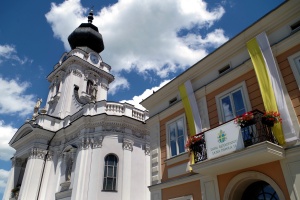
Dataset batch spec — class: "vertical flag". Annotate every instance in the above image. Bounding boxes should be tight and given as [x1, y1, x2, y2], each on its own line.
[179, 80, 202, 136]
[247, 32, 297, 144]
[179, 80, 202, 166]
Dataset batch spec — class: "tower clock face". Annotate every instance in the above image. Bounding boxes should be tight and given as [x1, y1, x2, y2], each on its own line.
[90, 54, 99, 64]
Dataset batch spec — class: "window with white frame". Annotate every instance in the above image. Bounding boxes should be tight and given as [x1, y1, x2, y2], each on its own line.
[288, 51, 300, 89]
[216, 82, 251, 123]
[167, 116, 186, 157]
[103, 154, 118, 191]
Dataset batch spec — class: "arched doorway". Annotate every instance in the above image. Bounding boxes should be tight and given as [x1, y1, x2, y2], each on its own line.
[241, 181, 279, 200]
[223, 171, 285, 200]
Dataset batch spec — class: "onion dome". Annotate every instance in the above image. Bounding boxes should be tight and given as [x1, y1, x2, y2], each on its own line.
[68, 10, 104, 53]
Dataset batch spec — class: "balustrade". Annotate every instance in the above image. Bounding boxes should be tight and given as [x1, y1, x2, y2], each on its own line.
[106, 102, 125, 113]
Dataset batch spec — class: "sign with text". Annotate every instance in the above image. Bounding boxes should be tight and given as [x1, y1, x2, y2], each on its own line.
[205, 121, 244, 159]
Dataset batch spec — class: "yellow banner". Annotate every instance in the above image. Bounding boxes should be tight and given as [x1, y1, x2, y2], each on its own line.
[179, 84, 196, 136]
[179, 82, 197, 167]
[247, 38, 285, 144]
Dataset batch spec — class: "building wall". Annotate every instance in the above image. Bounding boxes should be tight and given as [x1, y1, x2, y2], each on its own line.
[206, 69, 264, 129]
[162, 180, 202, 200]
[277, 44, 300, 123]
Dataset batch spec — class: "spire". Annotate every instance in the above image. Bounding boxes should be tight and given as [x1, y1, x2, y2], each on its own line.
[88, 9, 94, 24]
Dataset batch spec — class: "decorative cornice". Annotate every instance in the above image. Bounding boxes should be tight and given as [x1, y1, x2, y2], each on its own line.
[92, 136, 103, 149]
[79, 137, 92, 150]
[145, 144, 150, 156]
[48, 56, 114, 83]
[123, 138, 134, 151]
[73, 69, 83, 77]
[84, 69, 100, 80]
[46, 151, 53, 161]
[29, 148, 48, 160]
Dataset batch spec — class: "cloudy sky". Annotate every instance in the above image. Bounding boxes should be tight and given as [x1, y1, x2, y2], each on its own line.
[0, 0, 284, 197]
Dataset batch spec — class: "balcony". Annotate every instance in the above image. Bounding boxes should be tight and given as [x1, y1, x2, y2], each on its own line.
[36, 101, 149, 131]
[190, 110, 285, 175]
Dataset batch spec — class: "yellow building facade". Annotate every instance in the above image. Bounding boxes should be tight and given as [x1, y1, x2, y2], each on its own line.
[141, 1, 300, 199]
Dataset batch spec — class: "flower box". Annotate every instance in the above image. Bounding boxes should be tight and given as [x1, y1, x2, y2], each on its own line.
[261, 111, 282, 127]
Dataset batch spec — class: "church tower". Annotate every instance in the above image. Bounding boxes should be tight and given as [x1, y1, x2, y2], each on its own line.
[45, 11, 114, 119]
[3, 11, 150, 200]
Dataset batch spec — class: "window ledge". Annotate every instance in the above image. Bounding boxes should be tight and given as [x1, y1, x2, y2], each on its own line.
[101, 190, 118, 193]
[165, 152, 189, 166]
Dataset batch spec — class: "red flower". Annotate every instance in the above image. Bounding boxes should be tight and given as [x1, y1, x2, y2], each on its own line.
[185, 135, 203, 151]
[234, 112, 254, 125]
[263, 111, 282, 123]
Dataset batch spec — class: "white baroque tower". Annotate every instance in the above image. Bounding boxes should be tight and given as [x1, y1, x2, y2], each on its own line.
[3, 11, 150, 200]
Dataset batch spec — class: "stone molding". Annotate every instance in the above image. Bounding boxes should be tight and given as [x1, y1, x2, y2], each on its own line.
[29, 148, 48, 160]
[77, 136, 104, 150]
[92, 136, 103, 148]
[123, 138, 134, 151]
[46, 151, 53, 161]
[144, 144, 150, 156]
[79, 137, 92, 150]
[72, 69, 82, 77]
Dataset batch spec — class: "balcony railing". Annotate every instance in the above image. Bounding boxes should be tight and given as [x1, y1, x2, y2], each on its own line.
[191, 109, 278, 163]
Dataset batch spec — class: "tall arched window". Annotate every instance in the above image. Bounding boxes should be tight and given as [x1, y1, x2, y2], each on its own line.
[86, 80, 93, 95]
[103, 154, 118, 191]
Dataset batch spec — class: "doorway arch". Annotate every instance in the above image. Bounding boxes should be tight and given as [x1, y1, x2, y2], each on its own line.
[223, 171, 285, 200]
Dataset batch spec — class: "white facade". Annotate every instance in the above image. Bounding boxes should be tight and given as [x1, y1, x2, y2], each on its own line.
[3, 14, 150, 200]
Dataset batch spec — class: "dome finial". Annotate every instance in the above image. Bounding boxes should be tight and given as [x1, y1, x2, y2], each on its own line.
[88, 7, 94, 23]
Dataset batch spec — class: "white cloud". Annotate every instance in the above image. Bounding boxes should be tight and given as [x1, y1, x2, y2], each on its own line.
[0, 44, 32, 65]
[120, 79, 171, 110]
[45, 0, 86, 49]
[0, 77, 36, 117]
[0, 169, 10, 193]
[46, 0, 228, 93]
[0, 121, 16, 161]
[0, 45, 15, 58]
[109, 75, 130, 95]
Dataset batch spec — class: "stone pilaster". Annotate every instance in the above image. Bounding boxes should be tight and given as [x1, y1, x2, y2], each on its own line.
[18, 148, 47, 200]
[2, 157, 23, 200]
[122, 138, 133, 200]
[144, 144, 150, 156]
[123, 138, 133, 151]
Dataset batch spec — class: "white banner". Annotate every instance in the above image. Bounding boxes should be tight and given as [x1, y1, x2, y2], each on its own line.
[205, 121, 244, 159]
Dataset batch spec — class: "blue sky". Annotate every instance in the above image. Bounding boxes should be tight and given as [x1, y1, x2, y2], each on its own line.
[0, 0, 284, 197]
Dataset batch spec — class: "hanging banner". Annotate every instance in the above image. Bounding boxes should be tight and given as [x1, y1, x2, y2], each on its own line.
[179, 80, 202, 136]
[255, 32, 297, 143]
[247, 34, 286, 144]
[205, 121, 244, 159]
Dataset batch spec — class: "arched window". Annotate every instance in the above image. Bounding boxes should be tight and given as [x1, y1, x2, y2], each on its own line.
[242, 181, 279, 200]
[86, 80, 93, 95]
[103, 154, 118, 191]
